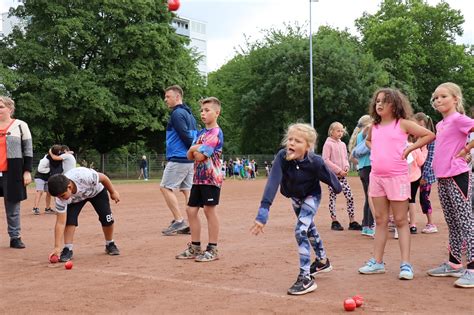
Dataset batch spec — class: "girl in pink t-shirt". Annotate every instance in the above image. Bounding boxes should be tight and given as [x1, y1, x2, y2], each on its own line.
[322, 122, 362, 231]
[358, 88, 435, 281]
[427, 82, 474, 288]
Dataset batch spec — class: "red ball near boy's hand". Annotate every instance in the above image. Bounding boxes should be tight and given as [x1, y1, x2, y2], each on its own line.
[49, 254, 59, 263]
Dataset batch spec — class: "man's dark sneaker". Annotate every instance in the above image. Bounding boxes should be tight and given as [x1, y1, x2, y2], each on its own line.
[161, 220, 176, 233]
[162, 220, 189, 236]
[59, 247, 73, 262]
[287, 275, 317, 295]
[176, 226, 191, 235]
[331, 221, 344, 231]
[410, 226, 418, 234]
[10, 237, 25, 249]
[105, 242, 120, 255]
[349, 221, 363, 231]
[310, 258, 333, 275]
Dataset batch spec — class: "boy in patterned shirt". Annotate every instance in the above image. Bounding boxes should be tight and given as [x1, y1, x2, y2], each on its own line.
[47, 167, 121, 262]
[176, 97, 224, 262]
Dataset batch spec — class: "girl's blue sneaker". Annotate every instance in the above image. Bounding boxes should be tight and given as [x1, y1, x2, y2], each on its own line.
[359, 258, 385, 274]
[399, 262, 414, 280]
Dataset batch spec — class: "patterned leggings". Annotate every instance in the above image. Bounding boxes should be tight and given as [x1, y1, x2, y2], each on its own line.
[292, 195, 327, 276]
[437, 176, 474, 263]
[328, 176, 355, 219]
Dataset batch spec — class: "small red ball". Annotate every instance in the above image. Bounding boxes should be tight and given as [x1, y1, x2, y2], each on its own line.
[65, 261, 73, 270]
[168, 0, 180, 11]
[49, 255, 59, 263]
[344, 298, 357, 311]
[352, 295, 364, 307]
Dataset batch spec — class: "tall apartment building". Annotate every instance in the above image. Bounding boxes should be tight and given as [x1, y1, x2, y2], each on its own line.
[172, 16, 208, 76]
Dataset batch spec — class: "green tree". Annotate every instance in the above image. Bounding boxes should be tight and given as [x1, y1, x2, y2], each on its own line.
[0, 0, 204, 153]
[207, 25, 388, 153]
[356, 0, 474, 114]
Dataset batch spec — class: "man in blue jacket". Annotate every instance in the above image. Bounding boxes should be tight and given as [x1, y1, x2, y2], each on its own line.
[160, 85, 198, 235]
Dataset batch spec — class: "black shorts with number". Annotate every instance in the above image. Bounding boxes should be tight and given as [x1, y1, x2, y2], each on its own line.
[66, 188, 114, 227]
[188, 185, 221, 208]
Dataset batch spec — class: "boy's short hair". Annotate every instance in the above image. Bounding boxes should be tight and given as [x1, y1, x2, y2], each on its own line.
[200, 97, 221, 111]
[48, 174, 70, 196]
[165, 85, 183, 98]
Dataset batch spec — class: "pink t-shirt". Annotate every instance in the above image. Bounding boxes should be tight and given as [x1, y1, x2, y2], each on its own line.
[432, 112, 474, 178]
[370, 119, 409, 177]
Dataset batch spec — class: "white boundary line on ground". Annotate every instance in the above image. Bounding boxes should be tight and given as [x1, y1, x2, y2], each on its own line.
[85, 267, 335, 306]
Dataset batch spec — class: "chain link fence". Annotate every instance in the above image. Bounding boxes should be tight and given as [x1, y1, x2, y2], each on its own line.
[32, 152, 277, 180]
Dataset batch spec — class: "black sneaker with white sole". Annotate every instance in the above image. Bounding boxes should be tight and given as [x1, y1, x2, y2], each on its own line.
[105, 242, 120, 255]
[59, 247, 73, 262]
[310, 258, 333, 275]
[287, 275, 317, 295]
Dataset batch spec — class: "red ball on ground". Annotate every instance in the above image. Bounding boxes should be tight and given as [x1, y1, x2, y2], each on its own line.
[49, 255, 59, 263]
[168, 0, 180, 11]
[344, 298, 357, 311]
[353, 295, 364, 307]
[65, 261, 73, 270]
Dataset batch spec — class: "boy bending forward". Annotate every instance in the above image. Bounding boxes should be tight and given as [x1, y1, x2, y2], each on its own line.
[48, 167, 120, 261]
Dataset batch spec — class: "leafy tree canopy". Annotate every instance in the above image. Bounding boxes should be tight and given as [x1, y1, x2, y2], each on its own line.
[0, 0, 205, 153]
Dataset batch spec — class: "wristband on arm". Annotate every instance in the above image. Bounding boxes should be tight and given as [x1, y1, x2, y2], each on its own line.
[255, 207, 269, 225]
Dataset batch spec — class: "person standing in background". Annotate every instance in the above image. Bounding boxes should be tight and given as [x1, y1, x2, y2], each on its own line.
[0, 96, 33, 249]
[160, 85, 198, 236]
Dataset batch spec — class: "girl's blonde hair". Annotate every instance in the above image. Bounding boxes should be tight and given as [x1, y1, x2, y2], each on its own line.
[282, 123, 318, 150]
[348, 115, 372, 153]
[327, 121, 346, 137]
[431, 82, 465, 114]
[0, 96, 15, 116]
[369, 88, 413, 125]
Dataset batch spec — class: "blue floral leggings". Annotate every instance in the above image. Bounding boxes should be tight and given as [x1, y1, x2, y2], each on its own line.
[291, 195, 327, 276]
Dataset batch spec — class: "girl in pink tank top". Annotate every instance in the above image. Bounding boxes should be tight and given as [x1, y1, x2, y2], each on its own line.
[358, 88, 435, 281]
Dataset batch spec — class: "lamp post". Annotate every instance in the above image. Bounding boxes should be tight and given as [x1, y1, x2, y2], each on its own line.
[309, 0, 318, 128]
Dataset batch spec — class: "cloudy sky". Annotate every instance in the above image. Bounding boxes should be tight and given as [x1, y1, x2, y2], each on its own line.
[1, 0, 472, 72]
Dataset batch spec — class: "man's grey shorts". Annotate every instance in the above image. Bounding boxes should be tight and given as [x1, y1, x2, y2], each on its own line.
[34, 178, 48, 192]
[160, 161, 194, 190]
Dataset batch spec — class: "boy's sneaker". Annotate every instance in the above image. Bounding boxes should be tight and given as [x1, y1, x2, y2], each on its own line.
[195, 246, 219, 262]
[32, 207, 40, 215]
[310, 258, 333, 275]
[427, 262, 464, 277]
[394, 228, 399, 239]
[59, 247, 73, 262]
[454, 269, 474, 288]
[287, 274, 317, 295]
[359, 258, 385, 274]
[45, 207, 55, 214]
[410, 225, 417, 234]
[331, 221, 344, 231]
[105, 242, 120, 255]
[399, 262, 414, 280]
[422, 224, 438, 234]
[162, 220, 189, 236]
[176, 243, 202, 259]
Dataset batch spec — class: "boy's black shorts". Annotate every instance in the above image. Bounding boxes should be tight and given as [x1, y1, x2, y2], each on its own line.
[66, 188, 114, 227]
[188, 185, 221, 208]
